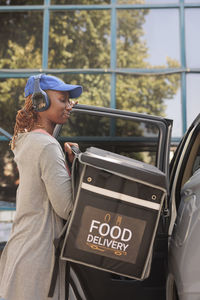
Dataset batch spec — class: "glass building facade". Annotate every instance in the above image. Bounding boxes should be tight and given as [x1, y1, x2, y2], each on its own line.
[0, 0, 200, 142]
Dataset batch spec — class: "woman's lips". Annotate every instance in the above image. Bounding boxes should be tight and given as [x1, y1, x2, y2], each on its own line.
[63, 111, 70, 117]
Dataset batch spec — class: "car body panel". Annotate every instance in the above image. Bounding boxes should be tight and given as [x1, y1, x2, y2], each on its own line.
[169, 168, 200, 299]
[168, 113, 200, 300]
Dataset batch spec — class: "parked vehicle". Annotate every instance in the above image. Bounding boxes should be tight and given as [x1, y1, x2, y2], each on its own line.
[0, 104, 199, 299]
[166, 113, 200, 300]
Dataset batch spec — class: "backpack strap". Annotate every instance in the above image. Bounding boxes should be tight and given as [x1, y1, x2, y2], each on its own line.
[48, 214, 71, 298]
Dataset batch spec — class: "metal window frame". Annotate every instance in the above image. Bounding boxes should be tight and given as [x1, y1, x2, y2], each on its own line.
[0, 0, 199, 142]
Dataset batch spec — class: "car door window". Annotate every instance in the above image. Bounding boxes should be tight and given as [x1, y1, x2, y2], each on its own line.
[58, 105, 171, 173]
[178, 129, 200, 188]
[169, 119, 200, 217]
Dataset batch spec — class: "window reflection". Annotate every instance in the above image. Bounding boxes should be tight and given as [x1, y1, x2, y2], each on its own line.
[48, 73, 111, 107]
[0, 78, 26, 133]
[49, 10, 110, 69]
[117, 0, 178, 3]
[59, 111, 158, 166]
[185, 0, 200, 3]
[116, 74, 181, 137]
[164, 88, 182, 138]
[0, 141, 18, 204]
[186, 74, 200, 127]
[51, 0, 110, 3]
[185, 9, 200, 68]
[0, 12, 43, 69]
[117, 9, 180, 68]
[0, 0, 43, 5]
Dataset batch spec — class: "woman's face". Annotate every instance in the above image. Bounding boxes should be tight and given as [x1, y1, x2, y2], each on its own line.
[41, 90, 73, 124]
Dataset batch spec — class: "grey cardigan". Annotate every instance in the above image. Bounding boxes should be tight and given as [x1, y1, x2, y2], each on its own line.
[0, 131, 73, 300]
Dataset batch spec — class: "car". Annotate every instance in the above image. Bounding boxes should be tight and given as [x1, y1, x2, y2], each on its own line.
[0, 104, 199, 299]
[166, 113, 200, 300]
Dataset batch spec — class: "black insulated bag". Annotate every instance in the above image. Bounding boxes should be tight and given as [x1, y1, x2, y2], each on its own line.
[60, 147, 167, 280]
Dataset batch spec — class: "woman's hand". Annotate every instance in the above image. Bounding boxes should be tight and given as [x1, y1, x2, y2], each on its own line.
[70, 100, 78, 108]
[64, 142, 79, 163]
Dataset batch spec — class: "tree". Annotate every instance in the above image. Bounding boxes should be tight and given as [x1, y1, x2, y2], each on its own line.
[0, 0, 180, 192]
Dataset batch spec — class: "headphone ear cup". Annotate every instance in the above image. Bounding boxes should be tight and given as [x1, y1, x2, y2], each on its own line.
[32, 75, 50, 112]
[32, 90, 50, 112]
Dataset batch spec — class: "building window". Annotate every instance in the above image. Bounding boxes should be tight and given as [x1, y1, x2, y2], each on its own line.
[0, 0, 199, 141]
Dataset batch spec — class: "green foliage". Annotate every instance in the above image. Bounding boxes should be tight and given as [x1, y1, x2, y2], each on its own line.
[49, 10, 110, 69]
[116, 69, 180, 117]
[0, 1, 180, 189]
[0, 1, 180, 115]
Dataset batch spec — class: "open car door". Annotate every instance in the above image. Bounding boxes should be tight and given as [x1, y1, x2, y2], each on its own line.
[55, 104, 172, 300]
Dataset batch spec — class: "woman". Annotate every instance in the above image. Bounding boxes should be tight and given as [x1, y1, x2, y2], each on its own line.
[0, 74, 83, 300]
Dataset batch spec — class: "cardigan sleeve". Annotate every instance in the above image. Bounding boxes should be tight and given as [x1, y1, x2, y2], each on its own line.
[39, 142, 73, 220]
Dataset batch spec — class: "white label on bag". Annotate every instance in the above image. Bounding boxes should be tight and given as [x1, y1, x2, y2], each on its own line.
[75, 206, 146, 263]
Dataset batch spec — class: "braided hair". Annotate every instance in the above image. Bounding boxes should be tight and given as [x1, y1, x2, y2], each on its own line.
[11, 96, 39, 150]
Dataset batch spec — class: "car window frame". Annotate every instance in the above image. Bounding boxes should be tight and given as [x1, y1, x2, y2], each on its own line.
[55, 104, 172, 176]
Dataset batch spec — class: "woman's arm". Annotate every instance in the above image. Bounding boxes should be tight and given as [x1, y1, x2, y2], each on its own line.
[40, 142, 73, 220]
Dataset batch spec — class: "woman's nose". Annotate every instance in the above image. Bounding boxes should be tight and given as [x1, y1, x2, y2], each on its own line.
[66, 101, 73, 110]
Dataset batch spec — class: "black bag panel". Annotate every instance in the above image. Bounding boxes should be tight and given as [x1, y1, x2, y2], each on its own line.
[69, 258, 167, 300]
[80, 147, 167, 189]
[82, 166, 163, 205]
[62, 187, 162, 279]
[61, 147, 167, 280]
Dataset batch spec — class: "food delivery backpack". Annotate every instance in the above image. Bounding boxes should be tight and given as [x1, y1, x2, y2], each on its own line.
[61, 147, 167, 280]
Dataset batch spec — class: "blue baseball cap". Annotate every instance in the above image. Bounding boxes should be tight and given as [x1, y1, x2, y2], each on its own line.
[24, 74, 83, 98]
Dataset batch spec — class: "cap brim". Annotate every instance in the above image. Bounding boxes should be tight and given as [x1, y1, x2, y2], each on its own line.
[53, 83, 83, 98]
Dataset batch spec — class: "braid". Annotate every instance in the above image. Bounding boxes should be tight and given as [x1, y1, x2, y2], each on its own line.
[11, 96, 39, 150]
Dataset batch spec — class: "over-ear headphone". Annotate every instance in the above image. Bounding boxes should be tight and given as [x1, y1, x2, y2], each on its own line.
[32, 74, 50, 112]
